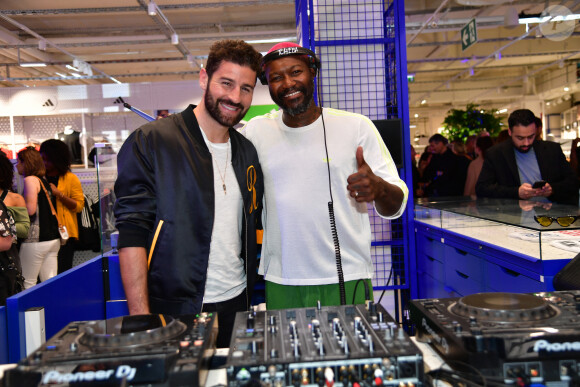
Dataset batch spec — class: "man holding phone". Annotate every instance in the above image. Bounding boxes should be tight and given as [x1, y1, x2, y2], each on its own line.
[476, 109, 578, 205]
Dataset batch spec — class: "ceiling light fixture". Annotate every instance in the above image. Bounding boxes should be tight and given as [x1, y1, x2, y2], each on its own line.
[66, 64, 80, 72]
[564, 86, 570, 91]
[38, 40, 46, 51]
[20, 62, 46, 67]
[148, 1, 157, 16]
[171, 33, 179, 45]
[518, 14, 580, 24]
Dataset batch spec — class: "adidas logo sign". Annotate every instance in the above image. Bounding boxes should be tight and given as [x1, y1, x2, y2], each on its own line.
[43, 99, 54, 107]
[114, 97, 125, 104]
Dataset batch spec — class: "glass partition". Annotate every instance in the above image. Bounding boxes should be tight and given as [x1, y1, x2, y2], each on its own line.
[415, 197, 580, 262]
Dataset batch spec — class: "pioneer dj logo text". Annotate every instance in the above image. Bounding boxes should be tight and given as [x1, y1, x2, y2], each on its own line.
[41, 365, 136, 384]
[534, 339, 580, 353]
[422, 318, 449, 354]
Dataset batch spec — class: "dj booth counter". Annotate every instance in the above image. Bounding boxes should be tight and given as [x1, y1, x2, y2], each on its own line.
[0, 253, 128, 364]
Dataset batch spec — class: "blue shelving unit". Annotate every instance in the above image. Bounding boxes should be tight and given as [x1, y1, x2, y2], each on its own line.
[295, 0, 417, 316]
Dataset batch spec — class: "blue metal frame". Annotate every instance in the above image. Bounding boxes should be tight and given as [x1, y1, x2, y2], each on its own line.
[295, 0, 415, 300]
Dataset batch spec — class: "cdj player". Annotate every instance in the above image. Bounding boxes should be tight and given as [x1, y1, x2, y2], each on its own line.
[410, 291, 580, 385]
[226, 303, 424, 386]
[3, 313, 217, 386]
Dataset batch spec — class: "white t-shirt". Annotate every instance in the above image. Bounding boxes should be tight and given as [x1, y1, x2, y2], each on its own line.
[199, 129, 246, 303]
[242, 108, 408, 285]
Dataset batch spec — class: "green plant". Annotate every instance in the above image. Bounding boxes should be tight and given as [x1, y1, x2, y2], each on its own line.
[441, 103, 503, 141]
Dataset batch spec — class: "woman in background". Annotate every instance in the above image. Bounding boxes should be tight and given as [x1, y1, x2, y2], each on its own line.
[0, 151, 29, 244]
[0, 198, 18, 306]
[463, 136, 494, 197]
[40, 139, 84, 274]
[17, 148, 60, 289]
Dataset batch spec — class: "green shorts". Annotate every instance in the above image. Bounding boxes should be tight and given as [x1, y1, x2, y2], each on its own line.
[265, 279, 374, 310]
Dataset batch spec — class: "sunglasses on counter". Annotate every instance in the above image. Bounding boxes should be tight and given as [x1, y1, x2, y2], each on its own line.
[534, 215, 580, 227]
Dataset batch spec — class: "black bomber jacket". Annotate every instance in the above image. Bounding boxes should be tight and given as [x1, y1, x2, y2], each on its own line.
[114, 104, 263, 315]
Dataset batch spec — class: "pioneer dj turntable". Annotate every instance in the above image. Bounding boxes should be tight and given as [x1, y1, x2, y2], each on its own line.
[410, 291, 580, 385]
[3, 313, 217, 386]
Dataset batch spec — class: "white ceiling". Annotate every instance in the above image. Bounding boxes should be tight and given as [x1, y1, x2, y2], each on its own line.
[0, 0, 579, 127]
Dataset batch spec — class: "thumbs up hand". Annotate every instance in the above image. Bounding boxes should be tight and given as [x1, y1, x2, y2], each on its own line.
[347, 146, 379, 202]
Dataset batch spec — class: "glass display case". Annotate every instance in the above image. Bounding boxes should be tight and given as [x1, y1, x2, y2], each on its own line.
[415, 197, 580, 262]
[413, 197, 579, 298]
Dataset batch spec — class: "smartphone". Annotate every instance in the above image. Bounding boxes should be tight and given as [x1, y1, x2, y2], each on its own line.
[532, 180, 546, 189]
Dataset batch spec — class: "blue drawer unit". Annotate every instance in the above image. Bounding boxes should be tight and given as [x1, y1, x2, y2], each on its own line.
[486, 261, 545, 293]
[443, 245, 484, 296]
[417, 251, 445, 280]
[416, 230, 443, 258]
[417, 272, 446, 299]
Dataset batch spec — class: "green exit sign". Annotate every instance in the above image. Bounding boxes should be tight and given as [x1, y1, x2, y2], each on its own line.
[461, 19, 477, 51]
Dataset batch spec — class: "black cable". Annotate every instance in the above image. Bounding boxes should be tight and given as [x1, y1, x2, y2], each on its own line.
[316, 59, 346, 306]
[352, 279, 371, 304]
[376, 264, 394, 305]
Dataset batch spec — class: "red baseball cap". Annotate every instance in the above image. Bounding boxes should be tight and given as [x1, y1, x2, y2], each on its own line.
[266, 42, 302, 55]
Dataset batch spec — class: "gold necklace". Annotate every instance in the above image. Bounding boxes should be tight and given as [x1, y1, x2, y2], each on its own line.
[208, 141, 229, 194]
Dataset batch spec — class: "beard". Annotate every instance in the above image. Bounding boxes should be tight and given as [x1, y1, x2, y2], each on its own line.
[271, 83, 315, 117]
[513, 141, 532, 153]
[205, 88, 247, 127]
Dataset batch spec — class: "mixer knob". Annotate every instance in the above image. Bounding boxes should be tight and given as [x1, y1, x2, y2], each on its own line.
[378, 311, 384, 323]
[269, 325, 277, 334]
[269, 315, 276, 326]
[251, 341, 257, 355]
[454, 323, 463, 333]
[236, 368, 251, 381]
[247, 314, 255, 330]
[69, 342, 78, 352]
[469, 316, 477, 326]
[270, 349, 278, 359]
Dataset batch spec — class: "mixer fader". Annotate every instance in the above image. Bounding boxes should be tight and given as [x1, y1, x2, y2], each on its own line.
[226, 303, 424, 386]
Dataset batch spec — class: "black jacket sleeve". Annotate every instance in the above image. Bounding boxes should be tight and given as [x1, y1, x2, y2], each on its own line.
[475, 143, 520, 200]
[113, 126, 157, 248]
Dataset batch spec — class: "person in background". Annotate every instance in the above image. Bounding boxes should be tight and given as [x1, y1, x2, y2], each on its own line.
[0, 151, 29, 245]
[465, 135, 477, 160]
[242, 42, 407, 310]
[570, 138, 580, 180]
[410, 145, 420, 197]
[16, 148, 60, 289]
[0, 197, 18, 306]
[421, 133, 466, 197]
[39, 139, 84, 274]
[463, 136, 494, 197]
[114, 40, 263, 348]
[535, 115, 543, 140]
[495, 129, 510, 144]
[476, 109, 578, 205]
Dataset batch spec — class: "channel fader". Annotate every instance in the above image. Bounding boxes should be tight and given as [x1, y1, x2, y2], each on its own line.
[226, 303, 424, 386]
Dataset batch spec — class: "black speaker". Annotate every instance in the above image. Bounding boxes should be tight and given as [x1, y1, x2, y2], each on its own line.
[259, 46, 320, 85]
[373, 119, 404, 169]
[553, 252, 580, 290]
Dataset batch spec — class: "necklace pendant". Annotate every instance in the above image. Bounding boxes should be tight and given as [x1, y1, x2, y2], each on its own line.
[222, 184, 227, 194]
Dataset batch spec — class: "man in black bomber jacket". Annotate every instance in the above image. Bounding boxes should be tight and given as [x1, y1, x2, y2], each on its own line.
[113, 40, 264, 348]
